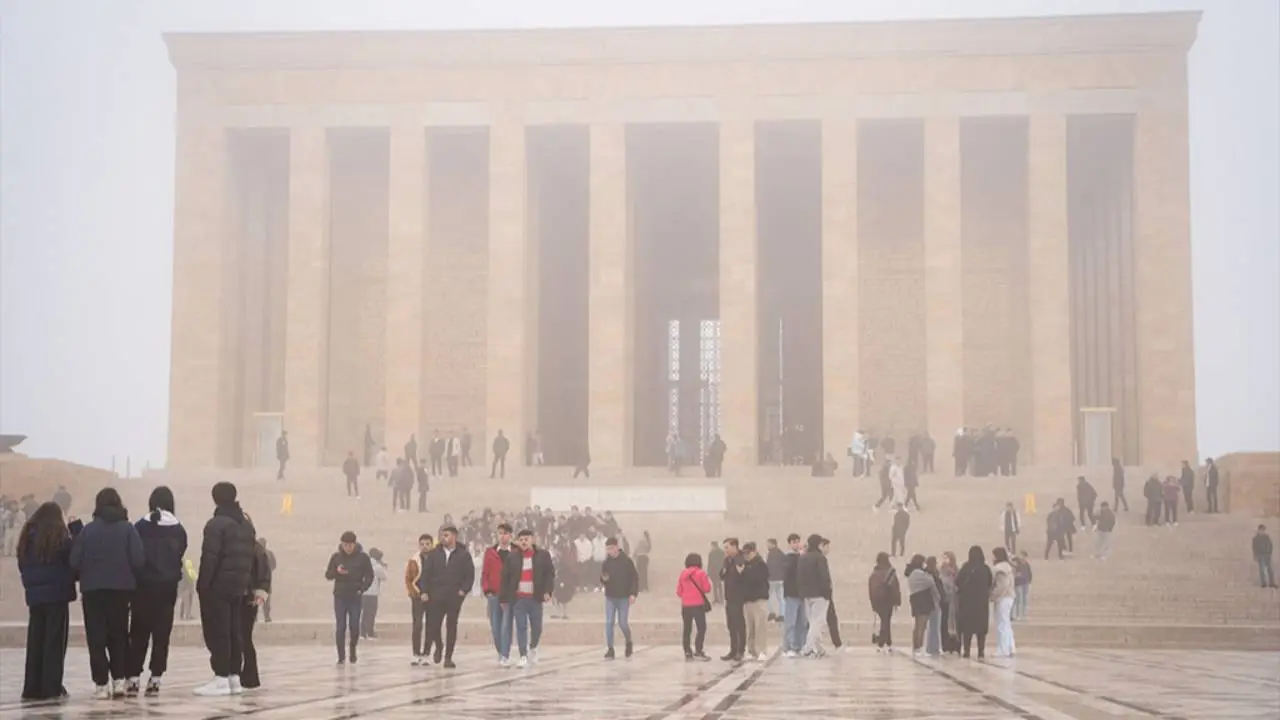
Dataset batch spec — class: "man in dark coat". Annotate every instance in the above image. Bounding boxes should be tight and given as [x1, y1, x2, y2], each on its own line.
[1076, 476, 1098, 529]
[1204, 457, 1220, 513]
[324, 531, 375, 665]
[195, 482, 257, 695]
[275, 431, 289, 481]
[920, 433, 936, 474]
[955, 546, 992, 659]
[705, 434, 727, 478]
[499, 529, 555, 664]
[1112, 458, 1129, 511]
[491, 430, 510, 479]
[1179, 460, 1196, 513]
[422, 525, 475, 668]
[1143, 474, 1164, 526]
[718, 538, 746, 661]
[342, 452, 361, 498]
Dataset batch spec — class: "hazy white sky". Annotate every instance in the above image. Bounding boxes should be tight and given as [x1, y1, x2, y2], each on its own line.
[1, 0, 1276, 469]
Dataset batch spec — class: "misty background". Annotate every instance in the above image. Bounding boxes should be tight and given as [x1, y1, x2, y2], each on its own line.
[1, 0, 1276, 470]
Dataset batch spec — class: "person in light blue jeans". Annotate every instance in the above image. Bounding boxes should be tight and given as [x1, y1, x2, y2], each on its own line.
[512, 597, 542, 660]
[1012, 552, 1032, 620]
[600, 537, 638, 659]
[781, 534, 808, 655]
[765, 539, 786, 620]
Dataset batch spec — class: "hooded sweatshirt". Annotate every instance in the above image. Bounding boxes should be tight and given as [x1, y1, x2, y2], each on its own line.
[134, 509, 188, 588]
[990, 561, 1016, 600]
[70, 504, 145, 592]
[905, 566, 939, 617]
[325, 543, 375, 597]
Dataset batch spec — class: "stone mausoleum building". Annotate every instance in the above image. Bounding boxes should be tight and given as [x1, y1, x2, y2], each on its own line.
[164, 12, 1199, 470]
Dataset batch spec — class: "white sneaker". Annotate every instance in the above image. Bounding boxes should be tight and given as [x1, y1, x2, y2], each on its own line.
[783, 650, 798, 658]
[499, 656, 510, 668]
[193, 677, 232, 697]
[529, 647, 539, 664]
[92, 685, 112, 700]
[517, 655, 528, 668]
[229, 675, 243, 695]
[411, 655, 423, 666]
[111, 679, 126, 698]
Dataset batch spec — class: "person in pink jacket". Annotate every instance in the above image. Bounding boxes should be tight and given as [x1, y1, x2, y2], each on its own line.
[677, 553, 713, 661]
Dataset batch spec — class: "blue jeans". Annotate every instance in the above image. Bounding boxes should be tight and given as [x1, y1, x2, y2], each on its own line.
[604, 597, 632, 649]
[333, 594, 362, 659]
[1014, 584, 1029, 619]
[486, 595, 512, 657]
[1259, 556, 1276, 587]
[512, 598, 543, 657]
[925, 607, 941, 656]
[782, 597, 808, 652]
[768, 581, 784, 617]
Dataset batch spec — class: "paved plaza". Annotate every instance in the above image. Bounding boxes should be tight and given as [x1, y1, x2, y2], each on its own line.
[1, 645, 1276, 719]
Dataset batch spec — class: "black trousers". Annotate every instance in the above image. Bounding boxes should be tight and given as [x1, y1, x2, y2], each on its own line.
[1004, 531, 1018, 554]
[128, 585, 177, 677]
[334, 594, 362, 661]
[922, 452, 934, 473]
[428, 594, 464, 660]
[681, 606, 707, 654]
[410, 596, 439, 657]
[346, 475, 359, 497]
[1114, 488, 1130, 511]
[961, 631, 987, 658]
[826, 601, 843, 648]
[636, 556, 649, 592]
[490, 455, 506, 478]
[418, 489, 428, 512]
[447, 457, 459, 477]
[430, 456, 443, 475]
[461, 448, 472, 466]
[23, 602, 69, 699]
[874, 487, 894, 508]
[1045, 534, 1066, 559]
[240, 604, 261, 688]
[200, 594, 243, 677]
[83, 590, 131, 685]
[573, 465, 590, 478]
[1183, 485, 1194, 512]
[1164, 499, 1178, 524]
[891, 532, 906, 558]
[277, 458, 287, 480]
[1079, 502, 1096, 528]
[1145, 499, 1162, 526]
[1207, 485, 1219, 513]
[875, 606, 894, 647]
[724, 601, 746, 656]
[905, 487, 921, 510]
[360, 596, 380, 638]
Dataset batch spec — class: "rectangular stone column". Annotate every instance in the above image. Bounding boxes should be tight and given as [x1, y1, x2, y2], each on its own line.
[1134, 104, 1197, 466]
[283, 126, 330, 466]
[485, 119, 530, 455]
[588, 122, 633, 467]
[821, 118, 859, 458]
[168, 122, 229, 468]
[384, 126, 427, 449]
[924, 117, 963, 447]
[1027, 114, 1074, 465]
[719, 119, 758, 467]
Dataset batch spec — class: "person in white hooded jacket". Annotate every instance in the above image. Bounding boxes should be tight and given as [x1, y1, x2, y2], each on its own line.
[989, 547, 1017, 658]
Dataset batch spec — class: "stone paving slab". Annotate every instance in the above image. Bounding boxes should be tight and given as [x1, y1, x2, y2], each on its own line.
[2, 645, 1277, 719]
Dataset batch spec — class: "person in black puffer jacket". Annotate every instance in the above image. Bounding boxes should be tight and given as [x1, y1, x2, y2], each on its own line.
[125, 486, 188, 697]
[193, 482, 257, 697]
[325, 531, 375, 665]
[70, 487, 145, 697]
[796, 534, 832, 657]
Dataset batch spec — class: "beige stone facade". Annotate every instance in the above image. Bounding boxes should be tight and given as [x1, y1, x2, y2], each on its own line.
[165, 12, 1200, 469]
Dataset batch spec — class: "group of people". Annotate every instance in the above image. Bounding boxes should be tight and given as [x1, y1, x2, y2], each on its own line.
[952, 427, 1021, 477]
[17, 481, 272, 701]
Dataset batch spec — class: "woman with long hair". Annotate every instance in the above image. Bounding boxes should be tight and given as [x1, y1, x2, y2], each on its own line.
[955, 545, 993, 659]
[18, 502, 83, 701]
[676, 552, 712, 661]
[938, 552, 961, 654]
[923, 556, 944, 657]
[990, 546, 1017, 658]
[126, 486, 188, 697]
[867, 552, 901, 652]
[70, 487, 145, 699]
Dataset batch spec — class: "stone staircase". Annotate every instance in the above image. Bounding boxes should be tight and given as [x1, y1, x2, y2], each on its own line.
[2, 463, 1277, 649]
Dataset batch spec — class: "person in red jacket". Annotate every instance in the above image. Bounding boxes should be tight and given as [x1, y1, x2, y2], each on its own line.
[480, 523, 514, 665]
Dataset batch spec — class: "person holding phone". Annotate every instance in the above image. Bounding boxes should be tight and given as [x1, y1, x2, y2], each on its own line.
[325, 531, 375, 666]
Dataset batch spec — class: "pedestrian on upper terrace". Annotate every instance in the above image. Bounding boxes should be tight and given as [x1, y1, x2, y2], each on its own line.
[391, 458, 414, 512]
[1253, 525, 1276, 589]
[873, 459, 895, 511]
[237, 536, 272, 692]
[533, 431, 546, 465]
[739, 541, 771, 661]
[1180, 460, 1196, 513]
[461, 427, 474, 467]
[359, 548, 388, 640]
[194, 481, 256, 697]
[423, 525, 475, 668]
[891, 503, 910, 558]
[666, 433, 684, 476]
[1112, 458, 1130, 511]
[126, 486, 188, 698]
[635, 531, 652, 593]
[990, 547, 1016, 658]
[429, 431, 445, 476]
[490, 430, 510, 479]
[708, 541, 725, 604]
[501, 529, 555, 667]
[446, 432, 462, 477]
[705, 434, 727, 478]
[905, 554, 937, 657]
[955, 545, 991, 659]
[1000, 502, 1021, 553]
[53, 486, 72, 515]
[811, 451, 839, 477]
[921, 432, 936, 474]
[1095, 502, 1116, 559]
[1077, 475, 1098, 529]
[405, 434, 418, 467]
[953, 428, 970, 477]
[1012, 551, 1032, 618]
[275, 431, 289, 481]
[342, 451, 361, 499]
[798, 534, 833, 658]
[416, 461, 430, 512]
[1044, 499, 1070, 560]
[363, 424, 375, 466]
[325, 531, 375, 665]
[904, 460, 921, 510]
[677, 553, 713, 661]
[72, 487, 145, 699]
[1204, 457, 1220, 513]
[719, 538, 746, 661]
[18, 501, 83, 701]
[601, 536, 639, 660]
[1162, 476, 1181, 526]
[572, 442, 591, 479]
[907, 433, 921, 469]
[868, 551, 901, 652]
[375, 446, 391, 484]
[1143, 473, 1164, 526]
[765, 538, 785, 621]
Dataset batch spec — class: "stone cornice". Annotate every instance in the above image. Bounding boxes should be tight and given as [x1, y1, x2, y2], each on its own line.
[165, 12, 1200, 71]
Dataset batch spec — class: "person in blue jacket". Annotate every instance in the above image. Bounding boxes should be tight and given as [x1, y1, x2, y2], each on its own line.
[125, 486, 188, 697]
[18, 501, 83, 701]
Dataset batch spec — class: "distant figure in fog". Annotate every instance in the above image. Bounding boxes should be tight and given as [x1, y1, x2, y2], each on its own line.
[342, 452, 361, 499]
[1111, 458, 1129, 511]
[275, 431, 289, 481]
[1204, 457, 1220, 513]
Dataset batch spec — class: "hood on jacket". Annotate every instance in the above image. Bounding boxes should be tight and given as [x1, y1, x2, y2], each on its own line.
[337, 542, 365, 555]
[93, 504, 129, 523]
[139, 509, 181, 527]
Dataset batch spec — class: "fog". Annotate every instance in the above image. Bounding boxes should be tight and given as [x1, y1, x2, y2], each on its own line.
[0, 0, 1276, 469]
